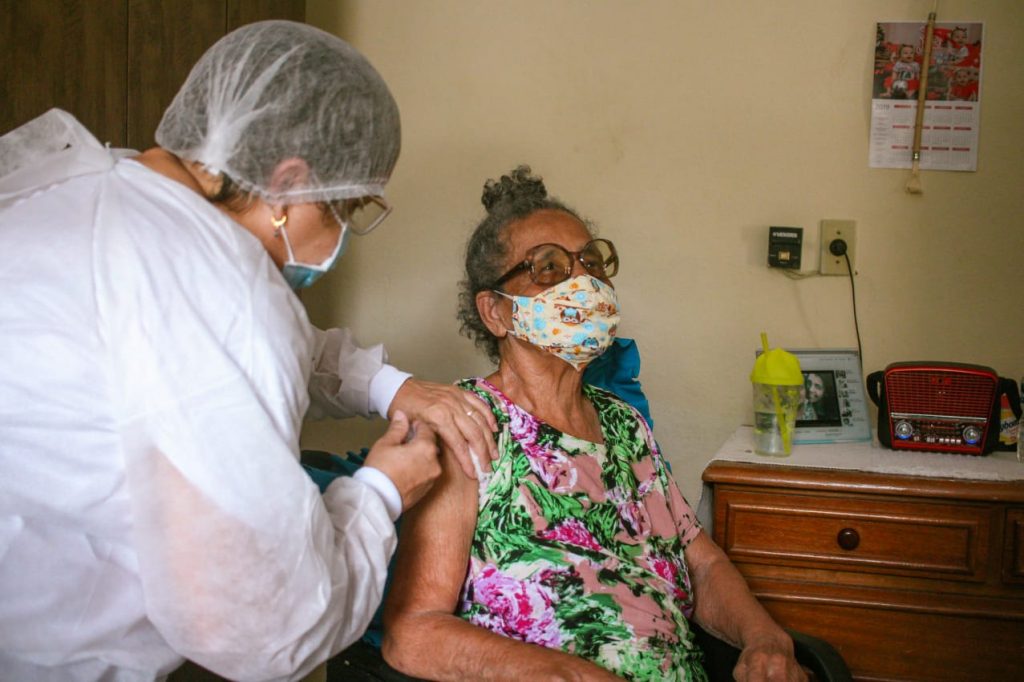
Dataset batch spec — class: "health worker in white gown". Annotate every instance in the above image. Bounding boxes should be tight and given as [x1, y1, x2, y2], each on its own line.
[0, 20, 497, 682]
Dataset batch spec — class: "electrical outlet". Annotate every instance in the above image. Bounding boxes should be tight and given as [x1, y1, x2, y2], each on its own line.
[820, 219, 856, 275]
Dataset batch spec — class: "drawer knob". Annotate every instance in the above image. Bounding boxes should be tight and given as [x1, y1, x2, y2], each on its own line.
[837, 527, 860, 550]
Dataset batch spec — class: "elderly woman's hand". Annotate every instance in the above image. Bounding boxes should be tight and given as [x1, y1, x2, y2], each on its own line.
[389, 378, 499, 479]
[733, 634, 808, 682]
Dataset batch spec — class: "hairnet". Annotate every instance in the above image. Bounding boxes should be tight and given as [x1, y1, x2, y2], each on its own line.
[156, 20, 400, 204]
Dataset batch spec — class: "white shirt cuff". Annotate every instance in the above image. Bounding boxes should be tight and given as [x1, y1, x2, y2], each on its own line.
[369, 364, 412, 418]
[353, 466, 402, 522]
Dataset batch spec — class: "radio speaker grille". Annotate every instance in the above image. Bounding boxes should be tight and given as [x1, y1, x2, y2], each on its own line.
[886, 367, 997, 417]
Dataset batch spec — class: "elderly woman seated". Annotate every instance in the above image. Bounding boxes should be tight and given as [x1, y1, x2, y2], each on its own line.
[382, 167, 805, 682]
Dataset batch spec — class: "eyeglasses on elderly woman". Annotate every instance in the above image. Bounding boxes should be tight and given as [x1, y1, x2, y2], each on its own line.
[493, 238, 619, 288]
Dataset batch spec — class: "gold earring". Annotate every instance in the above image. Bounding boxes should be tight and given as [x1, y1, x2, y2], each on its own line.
[271, 214, 287, 237]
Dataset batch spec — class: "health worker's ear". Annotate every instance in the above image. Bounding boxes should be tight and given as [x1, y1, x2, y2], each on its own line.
[267, 157, 312, 197]
[476, 290, 509, 339]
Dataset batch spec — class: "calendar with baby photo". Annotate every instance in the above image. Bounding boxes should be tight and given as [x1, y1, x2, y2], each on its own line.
[869, 20, 983, 171]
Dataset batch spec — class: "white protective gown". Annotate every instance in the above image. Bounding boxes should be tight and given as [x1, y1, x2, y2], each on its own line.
[0, 112, 409, 681]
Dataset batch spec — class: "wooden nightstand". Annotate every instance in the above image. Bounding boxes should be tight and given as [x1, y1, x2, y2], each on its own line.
[701, 427, 1024, 682]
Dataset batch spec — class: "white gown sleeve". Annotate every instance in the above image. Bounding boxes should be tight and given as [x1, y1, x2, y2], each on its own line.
[124, 442, 396, 681]
[95, 165, 397, 681]
[307, 326, 411, 420]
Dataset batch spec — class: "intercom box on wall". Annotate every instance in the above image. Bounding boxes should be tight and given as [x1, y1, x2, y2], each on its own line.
[767, 226, 802, 269]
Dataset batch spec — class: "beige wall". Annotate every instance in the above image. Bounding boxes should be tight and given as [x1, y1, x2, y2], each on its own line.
[301, 0, 1024, 504]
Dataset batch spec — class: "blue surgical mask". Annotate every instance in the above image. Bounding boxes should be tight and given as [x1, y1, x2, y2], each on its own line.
[278, 213, 349, 290]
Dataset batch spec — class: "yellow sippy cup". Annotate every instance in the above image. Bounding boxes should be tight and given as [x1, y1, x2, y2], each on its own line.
[750, 333, 803, 456]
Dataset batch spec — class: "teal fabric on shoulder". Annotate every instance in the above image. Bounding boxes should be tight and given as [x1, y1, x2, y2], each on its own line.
[301, 448, 368, 492]
[583, 337, 653, 428]
[300, 447, 392, 649]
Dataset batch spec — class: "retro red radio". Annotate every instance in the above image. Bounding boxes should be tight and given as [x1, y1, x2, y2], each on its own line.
[866, 362, 1002, 455]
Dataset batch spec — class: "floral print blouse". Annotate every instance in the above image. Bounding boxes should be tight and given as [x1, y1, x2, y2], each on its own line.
[456, 378, 708, 682]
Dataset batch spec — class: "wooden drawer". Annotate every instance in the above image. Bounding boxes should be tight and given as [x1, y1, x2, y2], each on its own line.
[1006, 508, 1024, 585]
[714, 487, 992, 582]
[761, 598, 1024, 682]
[702, 454, 1024, 681]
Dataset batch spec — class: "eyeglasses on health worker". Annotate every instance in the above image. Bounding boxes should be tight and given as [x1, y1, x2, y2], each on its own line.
[0, 20, 497, 682]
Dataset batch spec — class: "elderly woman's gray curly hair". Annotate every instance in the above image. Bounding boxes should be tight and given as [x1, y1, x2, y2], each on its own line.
[456, 165, 594, 364]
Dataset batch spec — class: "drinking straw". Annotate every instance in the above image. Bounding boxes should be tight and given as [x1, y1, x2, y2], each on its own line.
[761, 332, 792, 454]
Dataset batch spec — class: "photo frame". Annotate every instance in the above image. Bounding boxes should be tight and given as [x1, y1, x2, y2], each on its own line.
[754, 348, 872, 443]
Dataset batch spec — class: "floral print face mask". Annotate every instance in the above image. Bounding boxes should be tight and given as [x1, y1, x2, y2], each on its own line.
[495, 274, 620, 370]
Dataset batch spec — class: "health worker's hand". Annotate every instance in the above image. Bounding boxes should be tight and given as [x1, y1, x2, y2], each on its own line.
[364, 411, 441, 512]
[733, 636, 807, 682]
[389, 378, 499, 479]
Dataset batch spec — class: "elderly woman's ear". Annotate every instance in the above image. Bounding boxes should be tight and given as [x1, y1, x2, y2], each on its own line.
[476, 290, 508, 339]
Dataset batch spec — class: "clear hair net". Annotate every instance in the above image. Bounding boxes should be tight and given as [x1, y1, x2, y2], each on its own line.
[156, 20, 400, 204]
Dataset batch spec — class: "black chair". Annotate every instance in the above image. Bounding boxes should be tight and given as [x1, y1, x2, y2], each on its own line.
[788, 629, 854, 682]
[693, 623, 852, 682]
[328, 626, 852, 682]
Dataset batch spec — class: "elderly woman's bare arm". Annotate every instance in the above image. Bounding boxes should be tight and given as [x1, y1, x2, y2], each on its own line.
[685, 532, 807, 682]
[382, 448, 622, 682]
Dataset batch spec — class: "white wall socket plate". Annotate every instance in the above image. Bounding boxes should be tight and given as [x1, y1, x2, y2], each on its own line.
[820, 219, 856, 275]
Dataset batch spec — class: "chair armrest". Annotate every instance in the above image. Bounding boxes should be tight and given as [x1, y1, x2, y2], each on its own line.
[787, 628, 853, 682]
[692, 623, 853, 682]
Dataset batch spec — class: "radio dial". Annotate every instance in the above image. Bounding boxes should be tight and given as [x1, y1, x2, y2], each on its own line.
[962, 425, 982, 445]
[894, 421, 914, 440]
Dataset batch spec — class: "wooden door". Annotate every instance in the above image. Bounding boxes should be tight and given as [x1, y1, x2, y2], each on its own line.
[1, 0, 304, 149]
